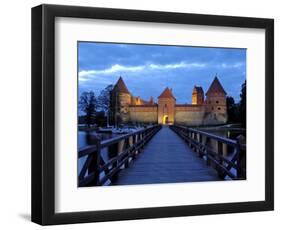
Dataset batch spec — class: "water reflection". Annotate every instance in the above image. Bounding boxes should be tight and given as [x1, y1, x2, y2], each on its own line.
[197, 128, 246, 158]
[201, 129, 246, 140]
[78, 131, 119, 175]
[79, 131, 118, 148]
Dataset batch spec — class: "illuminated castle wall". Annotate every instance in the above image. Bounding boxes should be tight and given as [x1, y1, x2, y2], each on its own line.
[110, 76, 228, 126]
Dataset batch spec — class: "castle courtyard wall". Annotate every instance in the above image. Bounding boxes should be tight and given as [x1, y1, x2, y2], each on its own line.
[128, 106, 158, 123]
[175, 105, 205, 126]
[127, 104, 227, 126]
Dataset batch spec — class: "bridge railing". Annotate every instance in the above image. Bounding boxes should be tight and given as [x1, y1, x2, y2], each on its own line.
[78, 125, 162, 186]
[170, 125, 246, 180]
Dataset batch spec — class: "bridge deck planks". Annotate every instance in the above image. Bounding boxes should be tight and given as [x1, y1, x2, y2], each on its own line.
[112, 126, 219, 185]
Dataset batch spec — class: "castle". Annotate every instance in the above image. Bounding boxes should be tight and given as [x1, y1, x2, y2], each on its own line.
[110, 75, 228, 126]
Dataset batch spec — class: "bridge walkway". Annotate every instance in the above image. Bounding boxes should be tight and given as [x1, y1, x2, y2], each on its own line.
[113, 126, 219, 185]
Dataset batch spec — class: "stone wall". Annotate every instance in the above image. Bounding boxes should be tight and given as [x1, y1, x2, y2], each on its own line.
[203, 112, 227, 125]
[129, 106, 158, 123]
[126, 104, 227, 126]
[175, 105, 205, 126]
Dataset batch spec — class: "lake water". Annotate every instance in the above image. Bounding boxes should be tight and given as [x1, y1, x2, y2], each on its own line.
[78, 131, 118, 148]
[196, 128, 246, 161]
[78, 131, 119, 175]
[198, 129, 246, 140]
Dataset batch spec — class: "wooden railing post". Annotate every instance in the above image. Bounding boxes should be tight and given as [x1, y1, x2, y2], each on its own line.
[108, 142, 119, 182]
[205, 137, 211, 166]
[183, 127, 187, 143]
[139, 132, 144, 150]
[134, 133, 139, 156]
[117, 139, 125, 169]
[191, 130, 196, 152]
[217, 141, 224, 178]
[188, 130, 192, 147]
[124, 137, 130, 168]
[236, 135, 246, 179]
[196, 133, 200, 153]
[129, 135, 134, 157]
[198, 133, 203, 158]
[87, 137, 101, 186]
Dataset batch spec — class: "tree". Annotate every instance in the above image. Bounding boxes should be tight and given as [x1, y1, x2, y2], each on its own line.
[226, 96, 237, 123]
[240, 80, 246, 128]
[97, 84, 114, 126]
[79, 91, 97, 127]
[97, 85, 113, 112]
[110, 88, 121, 127]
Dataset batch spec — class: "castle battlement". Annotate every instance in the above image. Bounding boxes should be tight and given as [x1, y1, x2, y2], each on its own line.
[110, 76, 227, 126]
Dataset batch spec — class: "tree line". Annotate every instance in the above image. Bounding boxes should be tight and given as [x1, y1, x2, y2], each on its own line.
[78, 85, 113, 127]
[226, 80, 246, 128]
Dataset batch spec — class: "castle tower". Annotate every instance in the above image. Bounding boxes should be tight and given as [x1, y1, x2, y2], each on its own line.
[136, 96, 141, 105]
[157, 88, 176, 125]
[192, 86, 204, 105]
[111, 77, 131, 125]
[205, 76, 227, 124]
[149, 96, 154, 105]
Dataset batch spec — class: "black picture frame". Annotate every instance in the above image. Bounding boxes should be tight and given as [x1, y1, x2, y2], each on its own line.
[31, 4, 274, 225]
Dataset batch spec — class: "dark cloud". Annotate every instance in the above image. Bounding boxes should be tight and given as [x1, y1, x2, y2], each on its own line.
[78, 42, 246, 103]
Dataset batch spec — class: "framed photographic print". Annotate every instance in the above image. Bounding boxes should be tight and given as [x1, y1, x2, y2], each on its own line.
[31, 4, 274, 225]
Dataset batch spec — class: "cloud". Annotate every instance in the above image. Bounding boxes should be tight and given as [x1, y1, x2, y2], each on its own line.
[149, 62, 206, 69]
[79, 61, 207, 81]
[78, 43, 246, 103]
[79, 64, 144, 78]
[219, 62, 244, 69]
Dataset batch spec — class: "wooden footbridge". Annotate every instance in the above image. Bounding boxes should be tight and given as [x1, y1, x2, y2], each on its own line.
[78, 125, 246, 187]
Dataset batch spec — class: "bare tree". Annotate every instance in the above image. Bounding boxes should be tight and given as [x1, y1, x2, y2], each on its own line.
[79, 91, 97, 127]
[97, 85, 114, 126]
[240, 80, 246, 128]
[97, 85, 113, 112]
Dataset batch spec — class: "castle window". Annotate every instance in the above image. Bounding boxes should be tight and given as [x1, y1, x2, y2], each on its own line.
[216, 100, 219, 104]
[218, 107, 221, 110]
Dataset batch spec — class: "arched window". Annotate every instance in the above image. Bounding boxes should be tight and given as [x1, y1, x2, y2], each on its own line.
[216, 100, 219, 104]
[218, 107, 221, 110]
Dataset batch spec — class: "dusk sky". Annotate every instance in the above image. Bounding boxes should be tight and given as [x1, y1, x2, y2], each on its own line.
[78, 42, 246, 104]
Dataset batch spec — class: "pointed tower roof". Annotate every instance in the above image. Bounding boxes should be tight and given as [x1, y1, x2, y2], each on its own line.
[114, 77, 130, 94]
[206, 76, 226, 96]
[158, 87, 176, 99]
[192, 86, 204, 94]
[149, 96, 154, 105]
